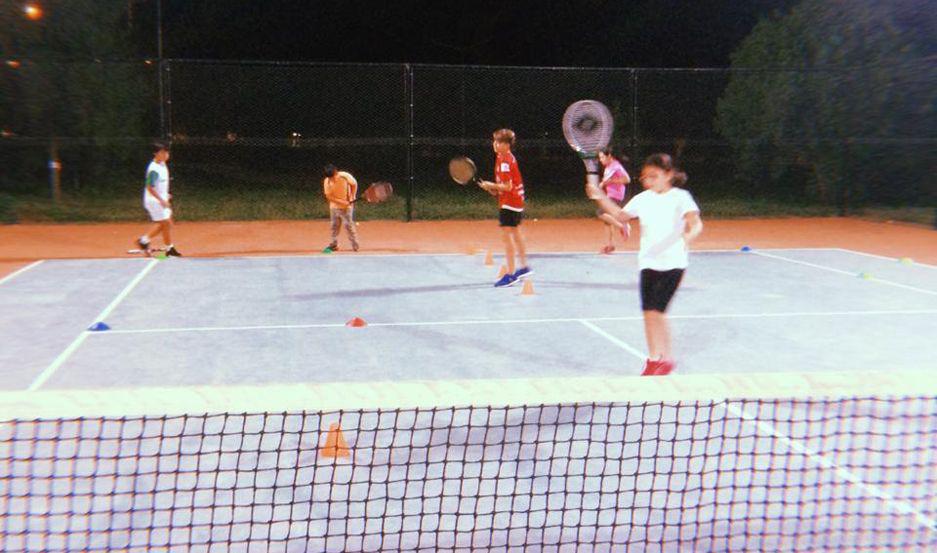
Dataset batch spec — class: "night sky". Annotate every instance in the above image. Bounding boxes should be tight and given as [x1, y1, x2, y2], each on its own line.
[161, 1, 798, 67]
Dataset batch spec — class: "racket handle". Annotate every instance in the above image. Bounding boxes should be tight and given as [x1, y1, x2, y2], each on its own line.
[583, 157, 600, 175]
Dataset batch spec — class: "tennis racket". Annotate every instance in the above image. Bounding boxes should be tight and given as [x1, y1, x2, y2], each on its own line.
[448, 156, 481, 186]
[351, 181, 393, 204]
[562, 100, 614, 194]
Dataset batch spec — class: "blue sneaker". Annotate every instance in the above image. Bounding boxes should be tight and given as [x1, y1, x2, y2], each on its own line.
[513, 266, 533, 279]
[494, 273, 518, 287]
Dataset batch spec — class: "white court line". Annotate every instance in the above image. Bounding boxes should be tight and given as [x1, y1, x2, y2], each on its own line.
[725, 402, 937, 531]
[27, 259, 159, 391]
[835, 248, 937, 270]
[0, 260, 44, 286]
[154, 247, 842, 261]
[578, 320, 647, 359]
[579, 314, 937, 532]
[752, 250, 937, 296]
[94, 308, 937, 336]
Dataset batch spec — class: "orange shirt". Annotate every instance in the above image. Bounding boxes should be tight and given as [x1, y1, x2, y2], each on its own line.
[323, 171, 358, 209]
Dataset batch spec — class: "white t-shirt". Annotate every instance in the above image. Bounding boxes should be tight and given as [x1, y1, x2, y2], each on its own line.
[143, 161, 169, 203]
[623, 187, 700, 271]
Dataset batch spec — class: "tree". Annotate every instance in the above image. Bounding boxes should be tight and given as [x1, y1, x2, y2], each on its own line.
[715, 0, 936, 208]
[1, 0, 156, 196]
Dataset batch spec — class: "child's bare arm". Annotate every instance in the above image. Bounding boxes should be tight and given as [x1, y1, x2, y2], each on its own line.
[586, 181, 633, 224]
[683, 211, 703, 243]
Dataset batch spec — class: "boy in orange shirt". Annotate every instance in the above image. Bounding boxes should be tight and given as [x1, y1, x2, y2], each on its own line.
[322, 164, 360, 252]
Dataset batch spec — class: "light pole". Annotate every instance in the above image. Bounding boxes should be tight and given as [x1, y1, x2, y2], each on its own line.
[21, 3, 61, 202]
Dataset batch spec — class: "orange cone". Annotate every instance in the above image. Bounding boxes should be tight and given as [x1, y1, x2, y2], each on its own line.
[520, 279, 535, 296]
[484, 250, 494, 266]
[320, 423, 350, 459]
[346, 317, 367, 327]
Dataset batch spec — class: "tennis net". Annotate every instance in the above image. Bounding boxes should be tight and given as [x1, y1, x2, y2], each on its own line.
[2, 371, 935, 552]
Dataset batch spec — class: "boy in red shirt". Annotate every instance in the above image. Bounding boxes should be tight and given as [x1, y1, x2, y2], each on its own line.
[478, 129, 532, 287]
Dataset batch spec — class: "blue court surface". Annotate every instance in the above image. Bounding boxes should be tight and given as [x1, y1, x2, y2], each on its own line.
[1, 248, 935, 392]
[2, 247, 936, 552]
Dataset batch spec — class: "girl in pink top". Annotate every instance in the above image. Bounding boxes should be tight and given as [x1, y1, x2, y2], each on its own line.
[597, 148, 631, 254]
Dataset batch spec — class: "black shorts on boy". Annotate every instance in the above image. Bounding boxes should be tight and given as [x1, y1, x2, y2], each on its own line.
[499, 208, 523, 227]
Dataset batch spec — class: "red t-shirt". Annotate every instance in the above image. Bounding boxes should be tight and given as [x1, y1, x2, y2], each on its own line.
[495, 152, 524, 211]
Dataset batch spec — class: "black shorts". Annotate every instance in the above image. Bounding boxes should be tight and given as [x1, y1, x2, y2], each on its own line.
[499, 209, 523, 227]
[640, 269, 685, 312]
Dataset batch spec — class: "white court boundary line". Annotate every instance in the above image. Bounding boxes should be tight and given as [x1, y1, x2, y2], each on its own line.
[27, 259, 159, 391]
[578, 320, 646, 359]
[725, 402, 937, 530]
[752, 250, 937, 296]
[584, 324, 937, 532]
[835, 247, 937, 270]
[0, 260, 44, 286]
[101, 247, 843, 261]
[93, 308, 937, 336]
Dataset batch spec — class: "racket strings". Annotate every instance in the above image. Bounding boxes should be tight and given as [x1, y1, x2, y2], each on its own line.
[364, 182, 392, 202]
[448, 157, 477, 185]
[562, 100, 614, 154]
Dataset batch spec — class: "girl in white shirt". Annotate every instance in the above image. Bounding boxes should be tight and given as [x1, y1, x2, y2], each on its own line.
[587, 153, 703, 376]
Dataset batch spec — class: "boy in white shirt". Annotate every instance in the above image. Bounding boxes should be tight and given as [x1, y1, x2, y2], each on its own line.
[136, 141, 182, 256]
[587, 153, 703, 376]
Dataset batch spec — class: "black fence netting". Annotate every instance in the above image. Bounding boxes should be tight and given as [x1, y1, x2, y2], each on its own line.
[2, 60, 933, 223]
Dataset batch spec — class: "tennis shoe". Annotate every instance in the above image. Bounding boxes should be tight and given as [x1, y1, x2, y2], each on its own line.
[641, 358, 661, 376]
[641, 358, 675, 376]
[655, 359, 675, 376]
[136, 238, 150, 251]
[513, 266, 533, 279]
[166, 246, 183, 257]
[494, 273, 518, 288]
[600, 245, 615, 254]
[324, 243, 338, 252]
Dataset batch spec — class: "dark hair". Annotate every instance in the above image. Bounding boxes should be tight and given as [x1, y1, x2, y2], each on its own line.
[323, 164, 337, 178]
[492, 128, 516, 147]
[152, 141, 169, 154]
[643, 153, 687, 186]
[600, 147, 629, 164]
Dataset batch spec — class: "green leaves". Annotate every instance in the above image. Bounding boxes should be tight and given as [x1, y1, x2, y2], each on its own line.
[716, 0, 935, 206]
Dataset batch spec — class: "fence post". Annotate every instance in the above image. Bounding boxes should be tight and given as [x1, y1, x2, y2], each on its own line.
[631, 69, 639, 171]
[404, 64, 414, 222]
[48, 139, 61, 203]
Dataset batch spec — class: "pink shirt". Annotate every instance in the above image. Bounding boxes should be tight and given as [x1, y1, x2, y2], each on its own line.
[602, 159, 628, 201]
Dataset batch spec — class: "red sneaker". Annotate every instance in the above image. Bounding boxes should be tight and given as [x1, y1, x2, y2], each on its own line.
[641, 358, 660, 376]
[655, 359, 676, 376]
[600, 245, 615, 255]
[641, 358, 675, 376]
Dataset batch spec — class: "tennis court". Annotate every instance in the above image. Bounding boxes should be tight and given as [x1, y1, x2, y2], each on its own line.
[1, 247, 935, 392]
[2, 246, 936, 552]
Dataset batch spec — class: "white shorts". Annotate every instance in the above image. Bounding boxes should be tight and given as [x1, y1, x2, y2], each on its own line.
[144, 200, 172, 222]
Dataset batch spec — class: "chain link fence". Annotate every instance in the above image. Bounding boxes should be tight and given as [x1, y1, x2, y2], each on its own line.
[2, 60, 934, 224]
